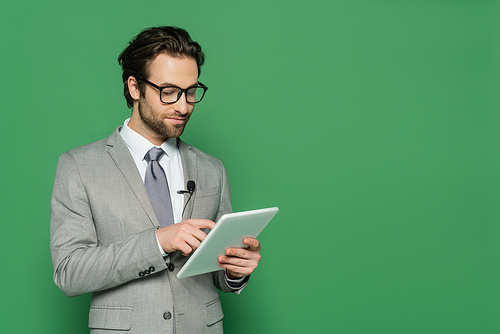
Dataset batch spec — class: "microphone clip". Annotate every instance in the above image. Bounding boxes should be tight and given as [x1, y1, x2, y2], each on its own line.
[177, 180, 196, 195]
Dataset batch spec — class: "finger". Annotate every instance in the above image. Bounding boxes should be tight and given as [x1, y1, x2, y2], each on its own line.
[217, 262, 255, 277]
[181, 224, 210, 243]
[218, 255, 253, 268]
[167, 228, 203, 255]
[218, 253, 259, 277]
[178, 244, 194, 256]
[174, 230, 206, 253]
[173, 236, 194, 255]
[225, 247, 261, 261]
[243, 238, 261, 251]
[225, 247, 244, 258]
[181, 234, 202, 251]
[187, 219, 216, 230]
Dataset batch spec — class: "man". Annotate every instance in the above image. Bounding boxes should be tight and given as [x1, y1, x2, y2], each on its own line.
[50, 26, 261, 334]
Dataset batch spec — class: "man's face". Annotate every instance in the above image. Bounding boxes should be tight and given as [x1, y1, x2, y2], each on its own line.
[130, 53, 199, 144]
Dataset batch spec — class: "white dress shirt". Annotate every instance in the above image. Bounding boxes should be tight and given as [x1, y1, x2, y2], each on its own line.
[120, 118, 185, 223]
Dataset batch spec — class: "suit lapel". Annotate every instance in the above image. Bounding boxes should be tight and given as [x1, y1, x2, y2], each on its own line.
[106, 127, 160, 228]
[178, 139, 197, 221]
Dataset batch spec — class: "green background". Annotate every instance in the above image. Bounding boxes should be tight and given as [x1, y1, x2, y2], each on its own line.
[1, 0, 499, 333]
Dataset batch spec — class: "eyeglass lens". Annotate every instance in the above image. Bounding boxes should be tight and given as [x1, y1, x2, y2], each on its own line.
[161, 87, 205, 103]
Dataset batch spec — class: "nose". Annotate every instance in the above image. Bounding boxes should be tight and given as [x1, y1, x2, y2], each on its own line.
[173, 91, 189, 114]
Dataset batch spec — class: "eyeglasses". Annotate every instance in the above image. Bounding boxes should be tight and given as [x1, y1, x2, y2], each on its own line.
[139, 77, 208, 104]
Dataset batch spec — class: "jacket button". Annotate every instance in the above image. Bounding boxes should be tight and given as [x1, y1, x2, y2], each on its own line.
[168, 263, 175, 272]
[149, 266, 155, 273]
[163, 311, 172, 320]
[138, 271, 145, 277]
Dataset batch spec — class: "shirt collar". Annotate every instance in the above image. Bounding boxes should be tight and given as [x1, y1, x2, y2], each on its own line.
[120, 118, 178, 160]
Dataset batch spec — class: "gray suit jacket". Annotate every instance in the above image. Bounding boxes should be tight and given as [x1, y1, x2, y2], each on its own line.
[50, 126, 243, 334]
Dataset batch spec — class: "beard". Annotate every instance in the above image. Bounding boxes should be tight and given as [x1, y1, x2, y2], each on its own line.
[137, 98, 191, 139]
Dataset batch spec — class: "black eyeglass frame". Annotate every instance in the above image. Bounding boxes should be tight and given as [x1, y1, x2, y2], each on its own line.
[138, 77, 208, 104]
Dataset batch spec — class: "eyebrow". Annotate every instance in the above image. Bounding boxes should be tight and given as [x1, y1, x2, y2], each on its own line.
[157, 81, 199, 89]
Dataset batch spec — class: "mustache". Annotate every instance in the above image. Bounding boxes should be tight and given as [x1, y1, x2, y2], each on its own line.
[165, 112, 190, 119]
[165, 115, 188, 121]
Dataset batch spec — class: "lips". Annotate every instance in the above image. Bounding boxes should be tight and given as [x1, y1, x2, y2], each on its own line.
[165, 117, 186, 125]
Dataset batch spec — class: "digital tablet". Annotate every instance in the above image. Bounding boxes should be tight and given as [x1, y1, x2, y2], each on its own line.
[177, 207, 279, 278]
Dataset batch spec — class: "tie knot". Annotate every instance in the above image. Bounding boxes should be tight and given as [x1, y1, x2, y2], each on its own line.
[144, 147, 166, 162]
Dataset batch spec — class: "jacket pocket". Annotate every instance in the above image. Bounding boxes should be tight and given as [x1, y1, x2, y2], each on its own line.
[204, 298, 224, 326]
[196, 186, 220, 198]
[89, 306, 132, 330]
[191, 187, 221, 222]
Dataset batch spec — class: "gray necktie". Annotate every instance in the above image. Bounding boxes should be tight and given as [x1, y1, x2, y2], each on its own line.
[144, 147, 174, 227]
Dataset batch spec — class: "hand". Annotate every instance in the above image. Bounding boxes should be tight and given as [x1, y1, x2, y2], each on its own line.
[217, 238, 262, 279]
[156, 219, 215, 256]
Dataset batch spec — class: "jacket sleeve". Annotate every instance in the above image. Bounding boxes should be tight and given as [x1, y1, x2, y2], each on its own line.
[50, 152, 168, 297]
[210, 159, 249, 293]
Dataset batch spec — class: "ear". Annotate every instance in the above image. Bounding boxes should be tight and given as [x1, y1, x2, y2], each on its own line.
[128, 76, 141, 100]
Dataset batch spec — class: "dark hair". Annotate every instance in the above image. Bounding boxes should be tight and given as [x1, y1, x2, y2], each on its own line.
[118, 26, 205, 108]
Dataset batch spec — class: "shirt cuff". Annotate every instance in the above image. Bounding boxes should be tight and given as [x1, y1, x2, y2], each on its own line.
[156, 233, 168, 257]
[225, 273, 247, 288]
